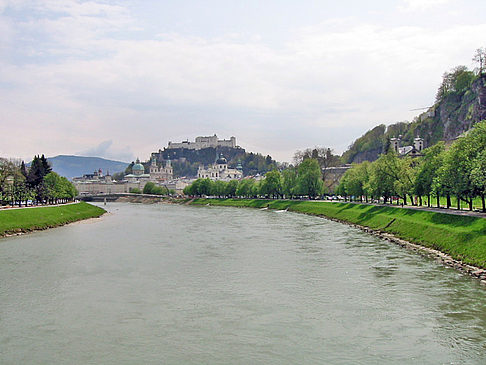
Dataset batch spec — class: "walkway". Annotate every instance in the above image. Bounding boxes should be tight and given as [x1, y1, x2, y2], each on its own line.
[318, 200, 486, 218]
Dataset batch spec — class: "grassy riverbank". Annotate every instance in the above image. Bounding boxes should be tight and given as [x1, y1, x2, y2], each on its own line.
[191, 198, 486, 268]
[0, 202, 105, 237]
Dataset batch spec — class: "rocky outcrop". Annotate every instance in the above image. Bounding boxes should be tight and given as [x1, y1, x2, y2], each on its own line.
[343, 75, 486, 164]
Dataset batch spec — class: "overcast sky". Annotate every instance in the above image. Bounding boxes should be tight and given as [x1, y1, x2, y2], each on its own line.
[1, 0, 485, 163]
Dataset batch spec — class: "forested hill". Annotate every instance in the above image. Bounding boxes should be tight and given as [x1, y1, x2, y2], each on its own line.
[342, 68, 486, 164]
[151, 146, 278, 177]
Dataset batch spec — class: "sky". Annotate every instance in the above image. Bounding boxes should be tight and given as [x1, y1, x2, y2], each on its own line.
[1, 0, 485, 163]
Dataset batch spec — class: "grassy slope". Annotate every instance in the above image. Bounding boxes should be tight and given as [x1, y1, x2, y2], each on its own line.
[0, 202, 105, 236]
[191, 199, 486, 268]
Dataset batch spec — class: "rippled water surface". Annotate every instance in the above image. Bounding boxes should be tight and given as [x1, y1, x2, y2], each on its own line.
[2, 203, 486, 364]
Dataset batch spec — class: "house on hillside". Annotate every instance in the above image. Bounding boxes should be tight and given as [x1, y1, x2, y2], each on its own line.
[390, 136, 424, 157]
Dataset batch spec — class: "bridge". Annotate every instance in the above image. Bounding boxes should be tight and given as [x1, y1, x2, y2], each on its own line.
[78, 193, 171, 203]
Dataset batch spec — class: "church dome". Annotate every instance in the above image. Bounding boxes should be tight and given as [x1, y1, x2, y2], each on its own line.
[132, 159, 144, 172]
[216, 154, 227, 164]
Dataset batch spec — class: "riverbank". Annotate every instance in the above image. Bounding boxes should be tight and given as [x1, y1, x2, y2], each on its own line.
[191, 198, 486, 277]
[0, 202, 106, 238]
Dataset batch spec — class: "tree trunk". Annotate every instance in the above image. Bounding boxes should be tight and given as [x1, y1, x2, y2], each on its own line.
[447, 194, 451, 209]
[482, 194, 485, 213]
[457, 195, 461, 210]
[403, 195, 407, 205]
[436, 195, 440, 208]
[427, 194, 430, 207]
[469, 198, 473, 211]
[419, 195, 422, 206]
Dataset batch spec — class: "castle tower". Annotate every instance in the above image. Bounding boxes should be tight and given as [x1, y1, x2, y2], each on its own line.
[414, 137, 424, 151]
[390, 137, 400, 153]
[150, 157, 158, 174]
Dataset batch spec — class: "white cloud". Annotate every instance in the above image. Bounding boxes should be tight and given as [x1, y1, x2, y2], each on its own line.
[1, 1, 485, 162]
[399, 0, 452, 12]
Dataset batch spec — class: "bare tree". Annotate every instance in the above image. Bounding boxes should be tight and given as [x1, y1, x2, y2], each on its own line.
[473, 48, 486, 75]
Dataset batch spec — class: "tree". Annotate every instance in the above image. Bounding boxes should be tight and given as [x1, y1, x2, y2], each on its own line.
[367, 153, 398, 204]
[211, 180, 227, 197]
[282, 168, 297, 199]
[225, 180, 238, 197]
[236, 179, 256, 198]
[260, 170, 282, 198]
[414, 142, 445, 207]
[473, 47, 486, 75]
[436, 121, 486, 210]
[293, 147, 340, 170]
[435, 66, 474, 102]
[471, 149, 486, 212]
[295, 158, 324, 198]
[341, 161, 371, 202]
[143, 181, 155, 194]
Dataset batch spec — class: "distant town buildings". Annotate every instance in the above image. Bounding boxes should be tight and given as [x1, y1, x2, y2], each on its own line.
[73, 158, 176, 195]
[197, 154, 243, 181]
[167, 134, 237, 150]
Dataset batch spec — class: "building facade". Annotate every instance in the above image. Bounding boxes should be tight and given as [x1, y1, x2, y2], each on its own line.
[390, 136, 424, 157]
[149, 158, 173, 182]
[197, 154, 243, 180]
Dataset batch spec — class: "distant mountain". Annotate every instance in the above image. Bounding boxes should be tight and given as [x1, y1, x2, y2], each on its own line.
[47, 155, 129, 179]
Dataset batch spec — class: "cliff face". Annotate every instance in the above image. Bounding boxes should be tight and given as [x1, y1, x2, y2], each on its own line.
[439, 76, 486, 140]
[343, 75, 486, 164]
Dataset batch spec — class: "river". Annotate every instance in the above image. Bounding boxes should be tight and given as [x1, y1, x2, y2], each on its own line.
[1, 202, 486, 364]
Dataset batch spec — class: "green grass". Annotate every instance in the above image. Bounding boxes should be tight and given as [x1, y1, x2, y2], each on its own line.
[0, 202, 106, 236]
[192, 198, 486, 268]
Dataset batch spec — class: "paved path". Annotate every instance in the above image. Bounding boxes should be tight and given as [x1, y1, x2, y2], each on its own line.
[317, 200, 486, 218]
[0, 201, 78, 211]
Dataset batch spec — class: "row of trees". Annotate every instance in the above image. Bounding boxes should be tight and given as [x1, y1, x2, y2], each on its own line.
[336, 120, 486, 211]
[183, 158, 325, 199]
[0, 155, 77, 206]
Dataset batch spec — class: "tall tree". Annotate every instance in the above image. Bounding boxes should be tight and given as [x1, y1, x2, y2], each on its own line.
[473, 47, 486, 75]
[295, 158, 324, 198]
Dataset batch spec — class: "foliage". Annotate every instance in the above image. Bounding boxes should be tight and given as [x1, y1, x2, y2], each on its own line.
[0, 156, 77, 206]
[337, 120, 486, 211]
[293, 147, 340, 169]
[436, 66, 475, 102]
[143, 181, 169, 195]
[295, 158, 324, 198]
[184, 157, 326, 199]
[259, 170, 282, 198]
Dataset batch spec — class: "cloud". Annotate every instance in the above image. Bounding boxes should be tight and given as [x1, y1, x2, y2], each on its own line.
[399, 0, 452, 12]
[77, 140, 133, 162]
[1, 0, 485, 162]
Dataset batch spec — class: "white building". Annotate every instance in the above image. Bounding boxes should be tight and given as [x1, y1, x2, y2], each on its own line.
[197, 154, 243, 181]
[167, 134, 237, 150]
[390, 136, 424, 157]
[149, 158, 173, 183]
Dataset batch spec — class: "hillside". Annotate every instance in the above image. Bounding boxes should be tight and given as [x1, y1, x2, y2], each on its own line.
[342, 73, 486, 164]
[47, 155, 128, 179]
[151, 146, 278, 177]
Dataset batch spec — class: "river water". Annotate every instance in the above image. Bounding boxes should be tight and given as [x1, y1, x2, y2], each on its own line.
[1, 203, 486, 364]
